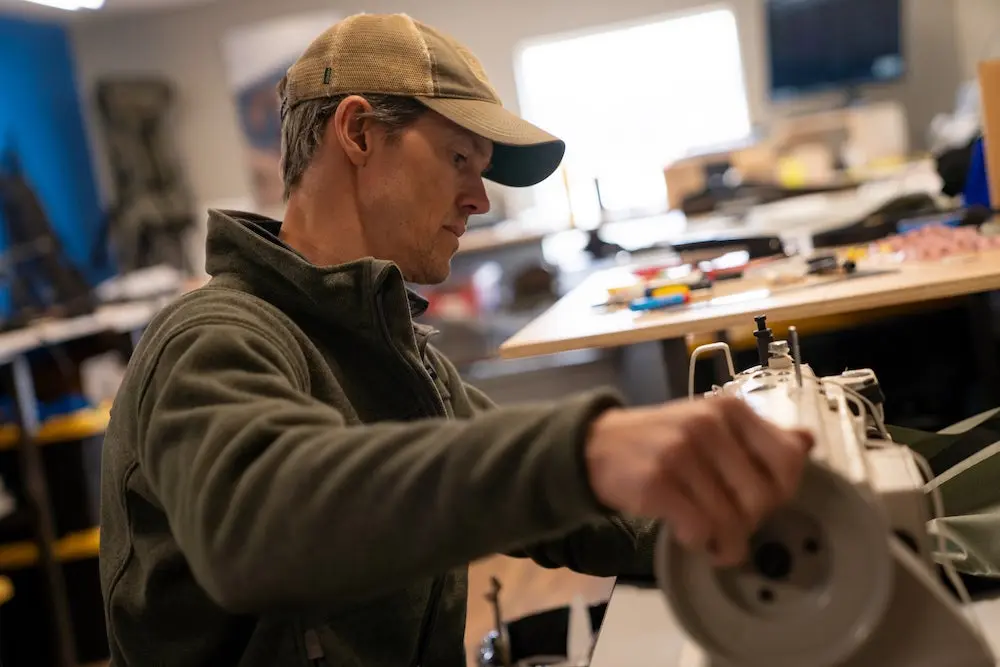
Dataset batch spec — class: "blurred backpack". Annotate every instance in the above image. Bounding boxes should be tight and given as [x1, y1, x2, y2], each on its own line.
[94, 78, 196, 275]
[0, 146, 95, 324]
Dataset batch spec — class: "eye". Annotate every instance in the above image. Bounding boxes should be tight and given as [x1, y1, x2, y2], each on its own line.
[452, 152, 468, 168]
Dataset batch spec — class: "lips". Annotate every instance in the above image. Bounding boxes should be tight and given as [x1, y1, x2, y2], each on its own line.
[444, 223, 466, 238]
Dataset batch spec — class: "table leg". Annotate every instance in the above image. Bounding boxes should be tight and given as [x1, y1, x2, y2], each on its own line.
[660, 338, 692, 400]
[617, 343, 668, 406]
[617, 338, 690, 405]
[5, 355, 77, 667]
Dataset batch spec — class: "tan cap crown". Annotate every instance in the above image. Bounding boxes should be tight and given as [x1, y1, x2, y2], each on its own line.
[280, 13, 565, 188]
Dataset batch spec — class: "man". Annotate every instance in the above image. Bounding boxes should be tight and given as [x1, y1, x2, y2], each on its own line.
[99, 13, 813, 667]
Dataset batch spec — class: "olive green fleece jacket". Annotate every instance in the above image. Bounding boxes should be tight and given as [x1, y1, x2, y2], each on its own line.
[99, 210, 657, 667]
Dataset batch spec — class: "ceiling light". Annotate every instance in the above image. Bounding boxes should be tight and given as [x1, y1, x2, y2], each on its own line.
[21, 0, 105, 10]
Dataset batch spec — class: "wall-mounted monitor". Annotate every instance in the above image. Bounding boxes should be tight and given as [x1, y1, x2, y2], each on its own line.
[766, 0, 905, 100]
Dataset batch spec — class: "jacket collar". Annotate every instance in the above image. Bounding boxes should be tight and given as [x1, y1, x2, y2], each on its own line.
[202, 209, 429, 334]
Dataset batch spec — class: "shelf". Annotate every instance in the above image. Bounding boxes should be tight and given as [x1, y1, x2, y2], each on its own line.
[0, 527, 99, 571]
[0, 403, 110, 450]
[0, 575, 12, 605]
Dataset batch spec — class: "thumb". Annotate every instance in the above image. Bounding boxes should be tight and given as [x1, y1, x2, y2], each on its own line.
[788, 427, 815, 452]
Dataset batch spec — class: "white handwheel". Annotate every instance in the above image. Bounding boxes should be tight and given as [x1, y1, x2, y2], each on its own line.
[654, 463, 894, 667]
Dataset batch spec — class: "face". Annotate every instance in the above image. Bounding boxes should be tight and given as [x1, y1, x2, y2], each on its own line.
[349, 108, 492, 284]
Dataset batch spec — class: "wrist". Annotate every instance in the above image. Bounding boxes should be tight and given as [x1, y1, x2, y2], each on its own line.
[583, 407, 623, 513]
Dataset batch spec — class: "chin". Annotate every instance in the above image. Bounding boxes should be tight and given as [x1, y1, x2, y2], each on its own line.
[422, 268, 452, 285]
[406, 263, 452, 286]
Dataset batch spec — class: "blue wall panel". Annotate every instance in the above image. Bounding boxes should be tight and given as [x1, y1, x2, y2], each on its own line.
[0, 14, 110, 297]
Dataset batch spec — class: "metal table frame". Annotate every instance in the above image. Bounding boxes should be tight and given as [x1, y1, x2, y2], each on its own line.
[0, 306, 153, 667]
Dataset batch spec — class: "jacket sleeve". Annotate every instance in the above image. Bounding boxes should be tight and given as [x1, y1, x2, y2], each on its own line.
[463, 382, 657, 579]
[136, 322, 621, 614]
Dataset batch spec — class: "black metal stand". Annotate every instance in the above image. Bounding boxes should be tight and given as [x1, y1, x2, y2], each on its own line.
[660, 337, 692, 400]
[4, 355, 77, 667]
[616, 337, 692, 405]
[0, 321, 147, 667]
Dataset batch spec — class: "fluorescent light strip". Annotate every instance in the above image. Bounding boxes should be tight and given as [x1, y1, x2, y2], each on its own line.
[21, 0, 105, 9]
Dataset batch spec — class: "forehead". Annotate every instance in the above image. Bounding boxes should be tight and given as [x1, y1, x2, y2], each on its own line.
[421, 111, 493, 159]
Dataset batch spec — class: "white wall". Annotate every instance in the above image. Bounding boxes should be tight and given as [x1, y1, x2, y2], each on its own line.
[954, 0, 1000, 81]
[69, 0, 963, 215]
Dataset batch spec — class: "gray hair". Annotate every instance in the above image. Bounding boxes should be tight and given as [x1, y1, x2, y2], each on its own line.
[278, 88, 426, 200]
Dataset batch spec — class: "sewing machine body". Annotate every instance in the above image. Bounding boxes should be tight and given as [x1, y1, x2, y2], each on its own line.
[660, 323, 996, 667]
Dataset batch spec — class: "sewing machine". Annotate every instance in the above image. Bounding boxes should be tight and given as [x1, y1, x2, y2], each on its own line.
[661, 316, 995, 667]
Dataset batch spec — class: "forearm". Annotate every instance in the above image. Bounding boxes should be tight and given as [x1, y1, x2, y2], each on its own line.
[461, 378, 659, 579]
[141, 327, 620, 613]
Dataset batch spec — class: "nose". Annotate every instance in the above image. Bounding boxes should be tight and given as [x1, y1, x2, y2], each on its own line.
[459, 177, 491, 216]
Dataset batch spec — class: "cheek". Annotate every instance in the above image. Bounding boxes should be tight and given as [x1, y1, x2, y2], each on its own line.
[362, 148, 458, 247]
[406, 163, 456, 222]
[358, 165, 408, 219]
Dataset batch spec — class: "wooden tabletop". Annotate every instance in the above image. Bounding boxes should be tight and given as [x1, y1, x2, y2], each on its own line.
[499, 251, 1000, 359]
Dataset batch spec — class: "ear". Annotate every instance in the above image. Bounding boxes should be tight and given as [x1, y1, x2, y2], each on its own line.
[329, 95, 376, 167]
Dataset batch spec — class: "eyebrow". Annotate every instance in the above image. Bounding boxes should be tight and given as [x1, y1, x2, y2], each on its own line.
[453, 133, 493, 174]
[448, 126, 491, 158]
[467, 140, 491, 164]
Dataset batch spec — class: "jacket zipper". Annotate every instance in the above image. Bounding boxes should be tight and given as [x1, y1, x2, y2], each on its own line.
[374, 287, 447, 667]
[375, 289, 446, 417]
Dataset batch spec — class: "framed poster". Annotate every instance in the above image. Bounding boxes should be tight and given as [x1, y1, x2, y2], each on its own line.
[221, 11, 340, 213]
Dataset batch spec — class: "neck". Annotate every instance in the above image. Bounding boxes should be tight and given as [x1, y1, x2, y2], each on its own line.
[281, 190, 368, 267]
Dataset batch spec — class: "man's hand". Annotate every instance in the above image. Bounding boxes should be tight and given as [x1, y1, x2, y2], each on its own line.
[585, 397, 814, 568]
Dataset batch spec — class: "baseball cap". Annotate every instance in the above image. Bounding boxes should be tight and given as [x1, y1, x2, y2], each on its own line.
[280, 13, 565, 188]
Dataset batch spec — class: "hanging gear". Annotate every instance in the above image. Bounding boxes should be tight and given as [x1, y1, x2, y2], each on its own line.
[94, 78, 195, 275]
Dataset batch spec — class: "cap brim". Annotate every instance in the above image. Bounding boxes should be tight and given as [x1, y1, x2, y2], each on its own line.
[415, 96, 565, 188]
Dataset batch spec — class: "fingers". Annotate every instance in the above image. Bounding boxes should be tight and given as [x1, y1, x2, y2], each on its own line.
[666, 398, 813, 566]
[645, 475, 711, 552]
[654, 403, 751, 566]
[693, 406, 777, 533]
[720, 398, 813, 502]
[673, 462, 749, 567]
[601, 395, 814, 571]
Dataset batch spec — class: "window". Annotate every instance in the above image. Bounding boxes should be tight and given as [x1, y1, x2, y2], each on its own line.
[515, 7, 752, 229]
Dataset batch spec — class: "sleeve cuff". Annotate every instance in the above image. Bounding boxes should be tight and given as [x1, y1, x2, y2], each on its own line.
[556, 388, 626, 517]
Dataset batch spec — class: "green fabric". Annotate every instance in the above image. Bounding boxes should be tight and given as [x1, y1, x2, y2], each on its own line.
[100, 210, 656, 667]
[887, 425, 956, 463]
[889, 418, 1000, 578]
[930, 502, 1000, 578]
